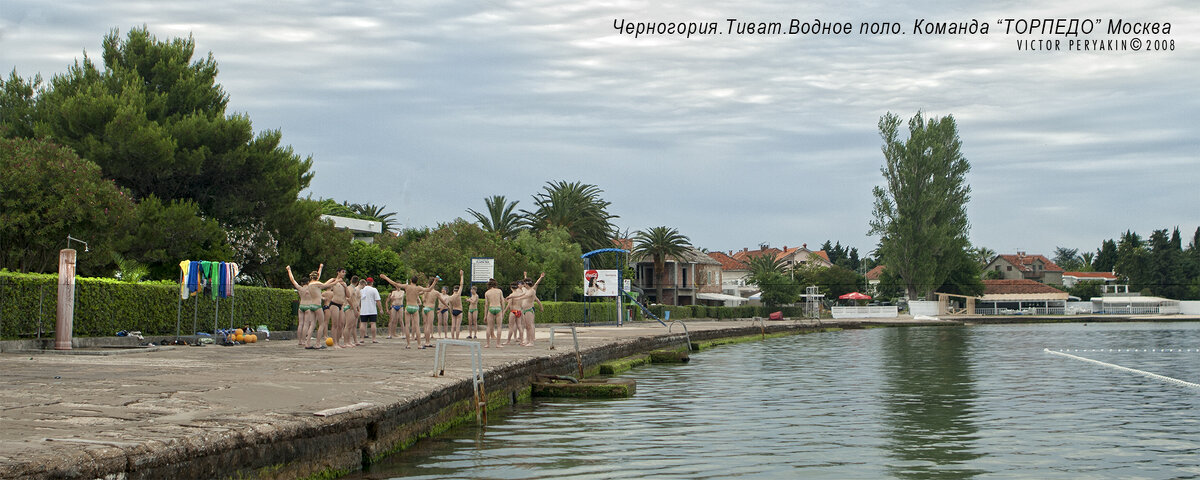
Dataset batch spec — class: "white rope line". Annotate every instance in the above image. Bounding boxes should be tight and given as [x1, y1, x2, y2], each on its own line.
[1044, 348, 1200, 390]
[1053, 349, 1199, 353]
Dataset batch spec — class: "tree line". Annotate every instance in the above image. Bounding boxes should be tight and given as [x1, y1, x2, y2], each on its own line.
[1054, 228, 1200, 300]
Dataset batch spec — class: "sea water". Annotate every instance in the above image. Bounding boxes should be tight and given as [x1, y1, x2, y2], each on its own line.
[348, 322, 1200, 479]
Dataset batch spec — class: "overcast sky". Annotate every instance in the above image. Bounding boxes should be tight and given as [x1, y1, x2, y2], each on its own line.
[3, 0, 1197, 260]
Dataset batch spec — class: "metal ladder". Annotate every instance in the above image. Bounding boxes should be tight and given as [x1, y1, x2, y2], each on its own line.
[549, 325, 584, 378]
[667, 319, 694, 351]
[432, 339, 487, 423]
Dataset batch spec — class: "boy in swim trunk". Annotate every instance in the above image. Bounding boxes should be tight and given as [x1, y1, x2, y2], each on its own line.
[437, 286, 451, 339]
[466, 285, 479, 339]
[444, 270, 465, 339]
[387, 287, 403, 340]
[504, 273, 544, 346]
[483, 278, 506, 348]
[285, 264, 324, 348]
[345, 276, 362, 347]
[326, 269, 352, 348]
[519, 276, 544, 346]
[380, 273, 438, 349]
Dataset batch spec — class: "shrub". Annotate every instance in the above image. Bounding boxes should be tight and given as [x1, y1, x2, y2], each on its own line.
[1, 271, 297, 339]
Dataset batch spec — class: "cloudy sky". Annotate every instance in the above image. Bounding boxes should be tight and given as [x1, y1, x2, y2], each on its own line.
[3, 0, 1197, 259]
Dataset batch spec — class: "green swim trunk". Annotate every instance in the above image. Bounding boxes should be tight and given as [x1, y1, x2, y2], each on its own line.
[405, 305, 419, 314]
[523, 307, 534, 314]
[299, 304, 321, 312]
[488, 307, 502, 315]
[423, 306, 434, 313]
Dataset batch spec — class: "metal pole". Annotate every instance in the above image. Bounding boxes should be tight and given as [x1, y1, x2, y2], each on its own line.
[38, 285, 45, 339]
[583, 257, 589, 325]
[175, 294, 183, 342]
[192, 293, 199, 335]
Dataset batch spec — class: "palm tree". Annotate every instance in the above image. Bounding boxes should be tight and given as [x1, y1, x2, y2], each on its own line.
[522, 180, 617, 253]
[746, 253, 786, 277]
[632, 226, 691, 305]
[352, 203, 398, 233]
[467, 195, 526, 240]
[972, 246, 996, 267]
[1080, 251, 1095, 271]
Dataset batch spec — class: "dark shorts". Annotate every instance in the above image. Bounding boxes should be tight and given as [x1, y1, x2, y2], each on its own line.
[360, 314, 377, 323]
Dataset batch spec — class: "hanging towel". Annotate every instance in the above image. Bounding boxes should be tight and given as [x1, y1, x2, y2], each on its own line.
[218, 262, 228, 298]
[200, 261, 215, 297]
[179, 260, 190, 300]
[188, 261, 202, 295]
[229, 263, 239, 297]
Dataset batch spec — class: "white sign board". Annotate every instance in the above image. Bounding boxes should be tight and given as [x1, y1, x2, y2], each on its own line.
[470, 257, 494, 283]
[584, 269, 619, 297]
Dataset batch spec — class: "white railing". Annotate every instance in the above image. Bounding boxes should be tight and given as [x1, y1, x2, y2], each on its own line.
[977, 307, 1065, 315]
[1094, 305, 1180, 315]
[831, 306, 899, 319]
[978, 305, 1179, 315]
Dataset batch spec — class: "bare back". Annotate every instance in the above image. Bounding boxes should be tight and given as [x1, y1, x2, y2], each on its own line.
[485, 288, 504, 308]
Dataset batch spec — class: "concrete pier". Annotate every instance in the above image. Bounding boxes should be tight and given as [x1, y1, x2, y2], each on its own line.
[0, 318, 957, 479]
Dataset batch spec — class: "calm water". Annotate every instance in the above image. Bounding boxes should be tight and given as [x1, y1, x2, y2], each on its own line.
[349, 323, 1200, 479]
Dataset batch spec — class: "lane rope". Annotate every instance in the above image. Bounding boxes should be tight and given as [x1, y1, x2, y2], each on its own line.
[1044, 348, 1200, 390]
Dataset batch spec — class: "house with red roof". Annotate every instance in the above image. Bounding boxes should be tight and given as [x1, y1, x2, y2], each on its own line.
[864, 265, 886, 295]
[775, 243, 833, 269]
[984, 252, 1064, 285]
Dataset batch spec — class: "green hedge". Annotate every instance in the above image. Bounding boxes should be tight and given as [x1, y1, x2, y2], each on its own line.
[0, 271, 297, 339]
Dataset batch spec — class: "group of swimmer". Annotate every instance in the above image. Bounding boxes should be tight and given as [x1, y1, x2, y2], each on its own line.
[286, 264, 546, 349]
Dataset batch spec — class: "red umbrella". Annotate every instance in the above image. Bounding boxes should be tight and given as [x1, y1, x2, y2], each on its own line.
[839, 292, 872, 300]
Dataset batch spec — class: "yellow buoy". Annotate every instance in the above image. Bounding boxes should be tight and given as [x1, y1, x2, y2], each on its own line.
[235, 334, 244, 342]
[235, 328, 244, 336]
[325, 337, 334, 347]
[247, 334, 257, 343]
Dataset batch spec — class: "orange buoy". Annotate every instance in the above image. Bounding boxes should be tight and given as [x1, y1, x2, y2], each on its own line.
[235, 334, 244, 342]
[325, 337, 334, 347]
[235, 328, 244, 336]
[247, 334, 257, 343]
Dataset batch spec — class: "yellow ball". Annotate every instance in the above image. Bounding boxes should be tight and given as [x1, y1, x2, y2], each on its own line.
[235, 328, 244, 336]
[247, 334, 257, 343]
[325, 337, 334, 347]
[235, 334, 244, 342]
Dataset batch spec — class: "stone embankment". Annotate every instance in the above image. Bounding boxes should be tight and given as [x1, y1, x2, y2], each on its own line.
[0, 317, 957, 479]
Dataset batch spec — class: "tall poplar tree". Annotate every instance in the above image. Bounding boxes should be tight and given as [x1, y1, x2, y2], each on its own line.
[869, 111, 972, 300]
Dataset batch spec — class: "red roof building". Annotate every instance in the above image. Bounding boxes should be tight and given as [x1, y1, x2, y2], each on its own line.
[984, 252, 1065, 285]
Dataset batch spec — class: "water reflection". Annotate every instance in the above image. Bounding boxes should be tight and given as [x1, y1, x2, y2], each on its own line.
[880, 327, 983, 479]
[347, 323, 1200, 480]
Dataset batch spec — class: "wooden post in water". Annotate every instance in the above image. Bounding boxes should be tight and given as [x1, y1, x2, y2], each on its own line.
[56, 249, 76, 350]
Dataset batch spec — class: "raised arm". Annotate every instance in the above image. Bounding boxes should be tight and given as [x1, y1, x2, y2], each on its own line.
[451, 270, 464, 296]
[321, 269, 346, 288]
[531, 272, 546, 290]
[379, 273, 404, 289]
[421, 274, 440, 294]
[285, 266, 302, 291]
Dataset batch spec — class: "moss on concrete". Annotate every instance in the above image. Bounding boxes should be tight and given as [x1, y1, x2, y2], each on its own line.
[648, 350, 690, 363]
[532, 379, 635, 398]
[598, 354, 650, 375]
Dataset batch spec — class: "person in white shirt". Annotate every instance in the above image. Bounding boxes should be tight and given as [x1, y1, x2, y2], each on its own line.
[358, 277, 384, 343]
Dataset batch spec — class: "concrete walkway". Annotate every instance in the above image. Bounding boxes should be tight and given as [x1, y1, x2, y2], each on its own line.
[0, 317, 955, 479]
